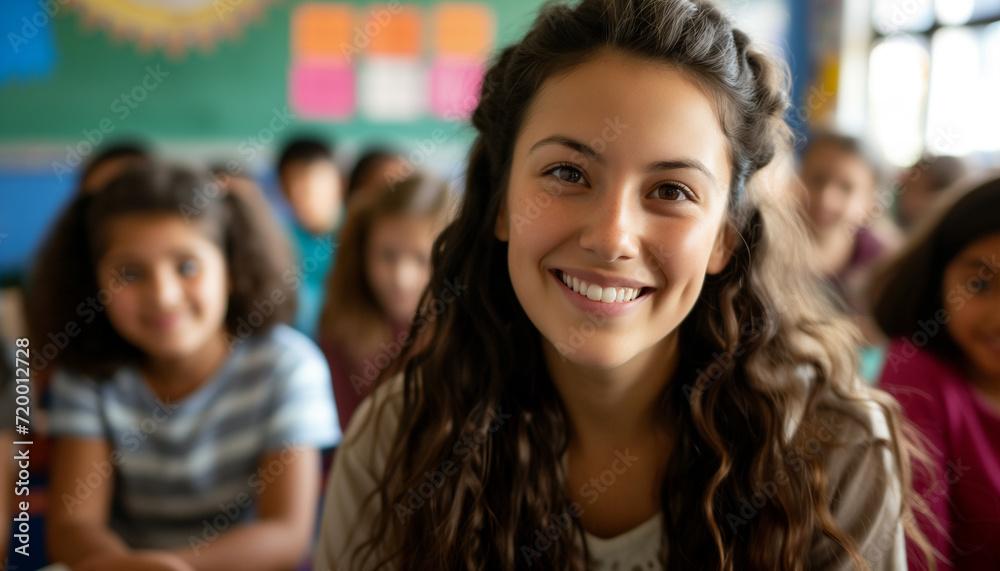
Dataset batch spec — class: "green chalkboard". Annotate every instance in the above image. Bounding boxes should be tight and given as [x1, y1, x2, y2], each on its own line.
[0, 0, 546, 143]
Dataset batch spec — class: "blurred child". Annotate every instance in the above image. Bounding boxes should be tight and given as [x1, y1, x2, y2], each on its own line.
[78, 142, 150, 194]
[346, 148, 407, 202]
[798, 132, 894, 314]
[871, 173, 1000, 571]
[317, 173, 455, 433]
[29, 162, 339, 571]
[315, 0, 931, 568]
[798, 132, 901, 381]
[896, 154, 968, 231]
[277, 138, 344, 339]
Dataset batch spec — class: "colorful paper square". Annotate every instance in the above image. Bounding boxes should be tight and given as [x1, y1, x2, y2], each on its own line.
[292, 3, 353, 61]
[366, 5, 422, 56]
[430, 59, 485, 120]
[433, 3, 495, 57]
[289, 61, 355, 119]
[359, 58, 425, 121]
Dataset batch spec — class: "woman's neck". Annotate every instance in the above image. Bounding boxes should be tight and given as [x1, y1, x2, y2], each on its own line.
[545, 331, 678, 537]
[141, 330, 230, 402]
[543, 330, 679, 450]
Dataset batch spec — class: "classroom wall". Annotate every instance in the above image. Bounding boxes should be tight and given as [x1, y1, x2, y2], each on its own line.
[0, 0, 798, 282]
[0, 0, 549, 141]
[0, 0, 556, 280]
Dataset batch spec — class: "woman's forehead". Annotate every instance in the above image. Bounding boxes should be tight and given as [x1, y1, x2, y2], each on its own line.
[514, 54, 732, 191]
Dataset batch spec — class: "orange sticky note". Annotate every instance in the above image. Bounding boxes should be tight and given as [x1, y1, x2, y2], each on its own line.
[434, 3, 495, 57]
[293, 3, 353, 60]
[366, 5, 421, 56]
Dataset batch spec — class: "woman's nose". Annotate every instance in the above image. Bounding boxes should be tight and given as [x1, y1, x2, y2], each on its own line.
[578, 182, 640, 263]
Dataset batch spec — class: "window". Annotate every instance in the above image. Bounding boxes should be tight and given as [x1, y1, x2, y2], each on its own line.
[867, 0, 1000, 166]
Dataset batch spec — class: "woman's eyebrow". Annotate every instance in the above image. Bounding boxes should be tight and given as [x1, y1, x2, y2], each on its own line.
[529, 135, 603, 163]
[528, 134, 717, 185]
[645, 159, 717, 185]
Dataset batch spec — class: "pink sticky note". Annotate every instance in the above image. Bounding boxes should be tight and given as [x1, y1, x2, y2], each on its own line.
[429, 59, 485, 120]
[289, 61, 355, 120]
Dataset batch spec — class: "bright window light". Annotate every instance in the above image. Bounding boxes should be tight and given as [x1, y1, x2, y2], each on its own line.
[868, 36, 930, 166]
[936, 0, 976, 25]
[979, 22, 1000, 151]
[926, 27, 980, 156]
[873, 0, 935, 34]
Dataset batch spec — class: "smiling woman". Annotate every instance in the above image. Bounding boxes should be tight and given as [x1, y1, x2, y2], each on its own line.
[314, 0, 932, 569]
[499, 58, 734, 373]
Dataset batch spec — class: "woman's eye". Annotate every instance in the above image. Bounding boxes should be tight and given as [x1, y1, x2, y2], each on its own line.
[651, 183, 690, 202]
[546, 165, 584, 184]
[178, 260, 199, 276]
[121, 268, 141, 282]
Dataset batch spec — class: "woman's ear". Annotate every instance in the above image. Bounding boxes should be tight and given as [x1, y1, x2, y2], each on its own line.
[706, 220, 737, 275]
[494, 198, 510, 242]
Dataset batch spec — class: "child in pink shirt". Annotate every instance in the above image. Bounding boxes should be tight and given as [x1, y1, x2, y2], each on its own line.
[872, 173, 1000, 570]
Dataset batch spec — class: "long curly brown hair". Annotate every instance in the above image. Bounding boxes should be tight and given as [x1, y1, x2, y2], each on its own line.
[349, 0, 933, 568]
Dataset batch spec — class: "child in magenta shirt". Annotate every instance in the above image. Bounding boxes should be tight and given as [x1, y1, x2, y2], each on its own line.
[871, 173, 1000, 570]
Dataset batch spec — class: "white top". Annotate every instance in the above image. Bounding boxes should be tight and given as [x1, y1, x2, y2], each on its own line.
[585, 513, 663, 570]
[314, 372, 906, 570]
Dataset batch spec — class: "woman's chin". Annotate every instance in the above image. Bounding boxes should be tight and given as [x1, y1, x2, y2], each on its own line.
[543, 336, 639, 370]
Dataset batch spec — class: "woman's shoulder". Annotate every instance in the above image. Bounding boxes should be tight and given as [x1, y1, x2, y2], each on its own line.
[797, 379, 908, 568]
[339, 371, 406, 456]
[780, 364, 891, 444]
[785, 367, 900, 496]
[315, 373, 406, 569]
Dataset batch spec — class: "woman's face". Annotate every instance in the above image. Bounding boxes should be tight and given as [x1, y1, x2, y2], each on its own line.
[942, 231, 1000, 383]
[496, 53, 734, 369]
[366, 215, 436, 323]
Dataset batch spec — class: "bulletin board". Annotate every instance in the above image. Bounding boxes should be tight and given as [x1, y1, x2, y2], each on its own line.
[0, 0, 546, 143]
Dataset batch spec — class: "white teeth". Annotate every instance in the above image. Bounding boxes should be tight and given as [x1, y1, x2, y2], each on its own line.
[558, 271, 644, 304]
[600, 287, 615, 303]
[587, 284, 602, 301]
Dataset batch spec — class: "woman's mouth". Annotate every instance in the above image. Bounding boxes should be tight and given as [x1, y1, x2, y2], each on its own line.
[554, 269, 652, 304]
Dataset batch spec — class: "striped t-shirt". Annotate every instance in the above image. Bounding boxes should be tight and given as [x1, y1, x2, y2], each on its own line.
[49, 324, 341, 549]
